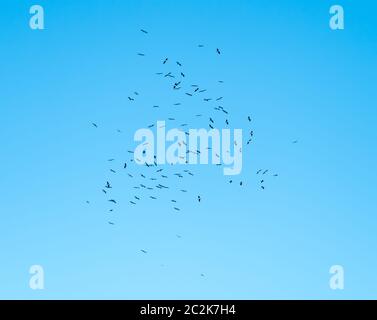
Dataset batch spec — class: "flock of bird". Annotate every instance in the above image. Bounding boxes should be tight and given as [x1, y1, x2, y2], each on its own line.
[89, 28, 296, 262]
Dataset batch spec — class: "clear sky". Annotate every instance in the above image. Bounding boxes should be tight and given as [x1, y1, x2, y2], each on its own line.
[0, 0, 376, 299]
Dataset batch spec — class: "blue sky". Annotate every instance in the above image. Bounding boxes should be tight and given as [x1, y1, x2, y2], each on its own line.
[0, 0, 376, 299]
